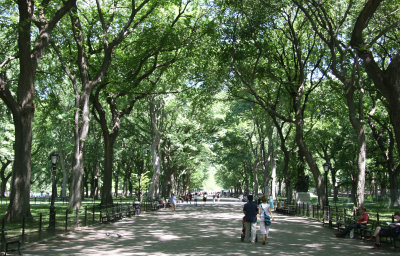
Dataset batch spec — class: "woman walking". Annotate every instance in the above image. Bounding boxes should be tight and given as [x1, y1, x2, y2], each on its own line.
[258, 196, 274, 244]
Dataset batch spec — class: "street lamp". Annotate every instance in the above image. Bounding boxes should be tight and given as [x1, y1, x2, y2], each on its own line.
[49, 151, 58, 229]
[323, 161, 330, 206]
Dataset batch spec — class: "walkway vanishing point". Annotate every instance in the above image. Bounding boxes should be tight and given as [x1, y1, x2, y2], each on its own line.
[22, 198, 396, 256]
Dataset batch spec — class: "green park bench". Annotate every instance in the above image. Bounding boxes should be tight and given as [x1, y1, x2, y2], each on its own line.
[1, 228, 21, 256]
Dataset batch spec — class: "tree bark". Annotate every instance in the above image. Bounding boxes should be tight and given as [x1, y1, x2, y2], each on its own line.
[271, 153, 277, 199]
[247, 130, 259, 196]
[0, 158, 12, 197]
[148, 97, 163, 201]
[344, 79, 366, 208]
[59, 151, 68, 199]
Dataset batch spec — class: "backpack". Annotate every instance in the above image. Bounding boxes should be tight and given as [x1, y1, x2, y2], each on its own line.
[261, 205, 272, 226]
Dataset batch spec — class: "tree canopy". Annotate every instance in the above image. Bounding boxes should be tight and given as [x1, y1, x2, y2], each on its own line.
[0, 0, 399, 221]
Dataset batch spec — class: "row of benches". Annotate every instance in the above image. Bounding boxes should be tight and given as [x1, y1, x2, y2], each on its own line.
[100, 203, 141, 223]
[323, 210, 400, 248]
[0, 203, 141, 255]
[275, 202, 400, 249]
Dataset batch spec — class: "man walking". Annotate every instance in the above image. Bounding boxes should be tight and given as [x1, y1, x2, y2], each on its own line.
[243, 195, 258, 244]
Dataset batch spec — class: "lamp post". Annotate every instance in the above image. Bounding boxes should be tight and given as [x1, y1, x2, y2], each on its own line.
[49, 151, 58, 229]
[323, 161, 330, 206]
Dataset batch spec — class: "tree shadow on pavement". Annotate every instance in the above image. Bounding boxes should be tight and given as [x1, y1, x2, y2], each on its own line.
[22, 203, 397, 255]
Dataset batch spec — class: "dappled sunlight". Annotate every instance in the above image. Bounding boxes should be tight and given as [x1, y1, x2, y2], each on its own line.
[22, 203, 396, 256]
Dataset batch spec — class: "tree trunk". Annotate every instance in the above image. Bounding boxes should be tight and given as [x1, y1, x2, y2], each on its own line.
[257, 122, 270, 196]
[90, 163, 100, 200]
[346, 94, 366, 208]
[331, 169, 339, 202]
[0, 0, 76, 222]
[252, 162, 259, 196]
[285, 178, 292, 203]
[244, 166, 250, 195]
[59, 151, 68, 199]
[101, 133, 116, 206]
[271, 154, 277, 199]
[0, 158, 12, 198]
[351, 0, 400, 162]
[148, 98, 162, 201]
[69, 93, 90, 211]
[6, 114, 34, 221]
[338, 61, 367, 208]
[83, 170, 88, 198]
[389, 170, 400, 207]
[114, 168, 119, 198]
[294, 97, 325, 206]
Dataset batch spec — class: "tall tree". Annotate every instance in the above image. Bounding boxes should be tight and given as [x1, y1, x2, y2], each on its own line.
[293, 0, 369, 208]
[148, 96, 163, 200]
[0, 0, 76, 221]
[350, 0, 400, 162]
[220, 1, 328, 205]
[52, 0, 158, 210]
[92, 82, 143, 205]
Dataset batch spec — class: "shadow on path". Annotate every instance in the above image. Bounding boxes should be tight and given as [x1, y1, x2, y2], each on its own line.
[22, 202, 396, 255]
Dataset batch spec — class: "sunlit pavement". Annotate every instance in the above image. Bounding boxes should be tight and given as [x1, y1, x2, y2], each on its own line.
[22, 199, 396, 255]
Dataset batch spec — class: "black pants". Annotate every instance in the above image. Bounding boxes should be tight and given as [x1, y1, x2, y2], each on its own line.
[341, 223, 365, 235]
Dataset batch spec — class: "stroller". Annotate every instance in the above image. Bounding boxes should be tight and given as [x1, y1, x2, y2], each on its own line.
[240, 216, 258, 242]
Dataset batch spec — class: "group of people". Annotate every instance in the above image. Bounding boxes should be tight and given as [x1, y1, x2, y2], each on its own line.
[158, 192, 222, 211]
[243, 195, 274, 245]
[243, 197, 400, 249]
[335, 206, 400, 249]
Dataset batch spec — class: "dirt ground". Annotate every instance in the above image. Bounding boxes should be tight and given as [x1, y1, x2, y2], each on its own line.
[21, 199, 397, 255]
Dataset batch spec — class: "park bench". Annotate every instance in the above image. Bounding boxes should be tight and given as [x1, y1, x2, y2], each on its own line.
[125, 205, 137, 217]
[133, 202, 141, 215]
[323, 206, 346, 231]
[275, 201, 295, 215]
[334, 208, 357, 233]
[359, 219, 377, 240]
[113, 205, 123, 220]
[278, 205, 296, 215]
[100, 205, 122, 223]
[378, 222, 400, 249]
[391, 232, 400, 249]
[1, 228, 21, 256]
[100, 207, 112, 223]
[121, 203, 140, 218]
[335, 214, 377, 239]
[152, 201, 164, 211]
[100, 203, 140, 223]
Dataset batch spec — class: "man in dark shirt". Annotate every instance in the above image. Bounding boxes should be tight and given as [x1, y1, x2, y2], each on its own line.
[243, 194, 258, 243]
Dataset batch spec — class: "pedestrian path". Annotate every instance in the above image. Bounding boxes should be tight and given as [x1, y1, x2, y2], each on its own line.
[22, 200, 395, 255]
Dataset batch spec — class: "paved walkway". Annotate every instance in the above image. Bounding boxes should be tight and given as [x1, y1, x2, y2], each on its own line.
[22, 199, 396, 255]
